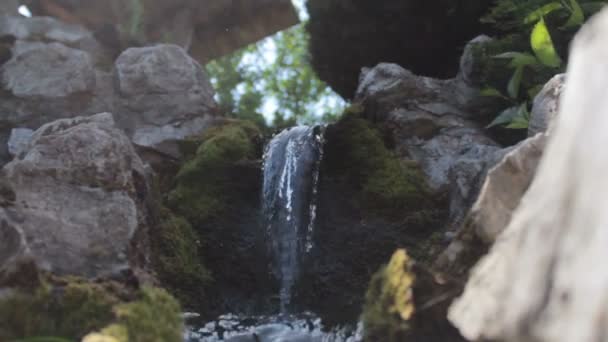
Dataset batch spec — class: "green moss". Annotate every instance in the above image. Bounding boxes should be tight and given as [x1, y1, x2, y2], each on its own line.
[362, 249, 415, 342]
[0, 279, 182, 342]
[92, 287, 182, 342]
[168, 120, 261, 224]
[0, 279, 119, 340]
[325, 110, 432, 215]
[152, 209, 212, 303]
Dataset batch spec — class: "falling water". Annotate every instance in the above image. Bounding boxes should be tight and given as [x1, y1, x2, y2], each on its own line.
[262, 125, 325, 312]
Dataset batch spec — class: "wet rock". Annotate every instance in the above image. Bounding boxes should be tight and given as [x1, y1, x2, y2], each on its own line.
[458, 35, 493, 87]
[449, 10, 608, 341]
[0, 113, 151, 279]
[528, 73, 565, 137]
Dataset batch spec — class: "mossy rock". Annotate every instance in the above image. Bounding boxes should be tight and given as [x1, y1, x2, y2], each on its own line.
[168, 119, 262, 225]
[362, 249, 465, 342]
[362, 249, 415, 341]
[151, 208, 212, 306]
[0, 277, 182, 342]
[323, 108, 434, 217]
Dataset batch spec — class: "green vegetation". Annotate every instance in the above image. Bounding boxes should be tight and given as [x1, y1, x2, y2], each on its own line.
[206, 23, 345, 129]
[151, 209, 211, 304]
[0, 277, 182, 342]
[88, 287, 182, 342]
[324, 106, 433, 215]
[479, 0, 606, 129]
[362, 249, 415, 342]
[168, 120, 261, 225]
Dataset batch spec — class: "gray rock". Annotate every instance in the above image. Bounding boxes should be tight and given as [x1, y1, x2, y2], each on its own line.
[458, 35, 492, 86]
[449, 10, 608, 342]
[0, 113, 150, 278]
[7, 128, 33, 157]
[0, 14, 110, 66]
[114, 44, 217, 157]
[355, 61, 501, 227]
[529, 73, 565, 137]
[3, 41, 96, 98]
[470, 133, 546, 243]
[0, 1, 19, 15]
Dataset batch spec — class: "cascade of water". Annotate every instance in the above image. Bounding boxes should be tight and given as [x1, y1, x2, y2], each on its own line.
[262, 125, 324, 312]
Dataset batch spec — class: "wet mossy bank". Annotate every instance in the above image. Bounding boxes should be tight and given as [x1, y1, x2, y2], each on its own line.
[293, 109, 449, 325]
[149, 112, 452, 329]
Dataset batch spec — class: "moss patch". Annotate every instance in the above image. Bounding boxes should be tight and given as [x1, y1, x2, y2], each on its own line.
[168, 119, 262, 225]
[362, 249, 415, 342]
[362, 249, 465, 342]
[151, 208, 211, 306]
[0, 277, 182, 342]
[86, 287, 182, 342]
[324, 108, 434, 217]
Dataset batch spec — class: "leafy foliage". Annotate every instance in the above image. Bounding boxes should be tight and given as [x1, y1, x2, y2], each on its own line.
[481, 0, 606, 129]
[206, 23, 345, 129]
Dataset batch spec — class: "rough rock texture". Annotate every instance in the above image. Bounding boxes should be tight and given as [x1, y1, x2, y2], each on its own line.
[0, 14, 218, 166]
[306, 0, 493, 98]
[7, 128, 33, 157]
[114, 45, 217, 158]
[469, 133, 546, 243]
[0, 113, 151, 279]
[528, 73, 565, 137]
[23, 0, 298, 64]
[354, 61, 502, 228]
[449, 10, 608, 342]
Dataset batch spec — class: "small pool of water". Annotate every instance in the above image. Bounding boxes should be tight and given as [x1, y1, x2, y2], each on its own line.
[184, 312, 362, 342]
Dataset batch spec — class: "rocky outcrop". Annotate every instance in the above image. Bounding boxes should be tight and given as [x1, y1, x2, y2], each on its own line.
[0, 113, 151, 279]
[306, 0, 492, 98]
[0, 14, 218, 166]
[354, 58, 503, 229]
[449, 9, 608, 342]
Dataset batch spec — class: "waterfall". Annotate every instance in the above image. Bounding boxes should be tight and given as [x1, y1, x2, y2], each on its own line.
[262, 125, 325, 312]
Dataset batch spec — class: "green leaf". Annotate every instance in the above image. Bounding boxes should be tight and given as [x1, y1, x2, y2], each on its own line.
[531, 18, 562, 68]
[487, 105, 521, 128]
[524, 2, 564, 24]
[563, 0, 585, 28]
[480, 87, 505, 98]
[506, 104, 531, 129]
[508, 66, 525, 99]
[493, 52, 540, 68]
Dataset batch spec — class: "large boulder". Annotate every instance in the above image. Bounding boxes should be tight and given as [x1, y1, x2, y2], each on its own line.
[0, 113, 151, 279]
[528, 73, 565, 137]
[306, 0, 493, 98]
[449, 9, 608, 342]
[114, 45, 217, 158]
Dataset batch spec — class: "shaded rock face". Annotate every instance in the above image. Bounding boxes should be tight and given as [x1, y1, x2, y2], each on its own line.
[306, 0, 493, 98]
[0, 14, 218, 166]
[449, 9, 608, 342]
[355, 61, 503, 229]
[0, 113, 151, 279]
